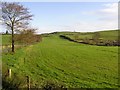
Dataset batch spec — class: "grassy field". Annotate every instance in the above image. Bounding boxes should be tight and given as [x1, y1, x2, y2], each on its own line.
[2, 32, 118, 88]
[2, 35, 11, 45]
[60, 30, 118, 41]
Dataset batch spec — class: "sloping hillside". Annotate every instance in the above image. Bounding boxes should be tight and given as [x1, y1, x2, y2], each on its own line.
[58, 30, 118, 40]
[2, 33, 118, 88]
[58, 30, 119, 46]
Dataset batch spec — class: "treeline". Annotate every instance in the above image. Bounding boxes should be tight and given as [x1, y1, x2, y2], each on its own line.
[82, 38, 120, 46]
[60, 35, 76, 42]
[82, 32, 120, 46]
[60, 34, 120, 46]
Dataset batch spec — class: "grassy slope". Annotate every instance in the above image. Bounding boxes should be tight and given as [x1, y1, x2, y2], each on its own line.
[2, 34, 118, 88]
[99, 30, 118, 40]
[60, 30, 118, 40]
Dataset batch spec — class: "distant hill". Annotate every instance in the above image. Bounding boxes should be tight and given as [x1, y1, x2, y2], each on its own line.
[57, 30, 118, 40]
[57, 30, 119, 46]
[2, 30, 119, 46]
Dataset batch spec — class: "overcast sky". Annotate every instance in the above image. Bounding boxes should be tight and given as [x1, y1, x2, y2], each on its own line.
[1, 2, 118, 34]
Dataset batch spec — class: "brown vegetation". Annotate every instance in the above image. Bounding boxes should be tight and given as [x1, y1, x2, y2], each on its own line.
[15, 29, 42, 45]
[1, 2, 33, 52]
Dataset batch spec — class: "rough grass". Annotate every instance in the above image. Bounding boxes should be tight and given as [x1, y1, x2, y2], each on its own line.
[60, 30, 118, 40]
[2, 35, 11, 45]
[2, 34, 118, 88]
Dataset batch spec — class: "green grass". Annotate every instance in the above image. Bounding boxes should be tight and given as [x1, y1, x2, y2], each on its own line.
[99, 30, 118, 40]
[2, 35, 11, 45]
[60, 30, 118, 41]
[2, 33, 118, 88]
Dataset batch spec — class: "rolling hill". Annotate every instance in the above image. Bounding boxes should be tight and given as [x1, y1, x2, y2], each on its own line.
[2, 30, 119, 88]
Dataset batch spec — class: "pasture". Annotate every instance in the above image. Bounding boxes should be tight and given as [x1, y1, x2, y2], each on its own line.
[2, 32, 118, 88]
[61, 30, 118, 40]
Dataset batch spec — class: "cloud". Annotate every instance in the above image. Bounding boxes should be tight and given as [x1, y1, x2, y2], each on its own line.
[100, 3, 118, 15]
[78, 3, 118, 32]
[36, 25, 74, 34]
[98, 3, 118, 22]
[36, 3, 118, 33]
[71, 21, 117, 32]
[82, 3, 117, 19]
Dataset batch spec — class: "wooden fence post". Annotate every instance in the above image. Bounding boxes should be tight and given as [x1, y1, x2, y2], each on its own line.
[26, 76, 30, 90]
[8, 69, 11, 78]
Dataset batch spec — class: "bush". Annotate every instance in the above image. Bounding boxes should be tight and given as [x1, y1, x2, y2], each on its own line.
[42, 81, 65, 90]
[15, 29, 42, 45]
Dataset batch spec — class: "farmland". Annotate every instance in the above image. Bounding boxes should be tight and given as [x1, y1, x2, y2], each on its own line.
[2, 30, 119, 88]
[59, 30, 119, 46]
[60, 30, 118, 41]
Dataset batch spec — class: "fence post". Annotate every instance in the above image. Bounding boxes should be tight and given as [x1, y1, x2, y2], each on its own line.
[8, 68, 11, 78]
[26, 76, 30, 90]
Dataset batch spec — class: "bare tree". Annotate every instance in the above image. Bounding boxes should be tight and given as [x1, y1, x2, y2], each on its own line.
[92, 32, 100, 44]
[1, 2, 33, 52]
[74, 34, 79, 40]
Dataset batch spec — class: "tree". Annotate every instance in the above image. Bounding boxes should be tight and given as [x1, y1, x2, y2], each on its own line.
[5, 30, 8, 34]
[74, 34, 79, 40]
[92, 32, 100, 44]
[1, 2, 33, 52]
[83, 37, 89, 44]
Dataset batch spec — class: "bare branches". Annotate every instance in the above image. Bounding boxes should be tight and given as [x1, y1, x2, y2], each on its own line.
[1, 2, 33, 52]
[5, 22, 12, 28]
[1, 2, 33, 32]
[15, 15, 33, 23]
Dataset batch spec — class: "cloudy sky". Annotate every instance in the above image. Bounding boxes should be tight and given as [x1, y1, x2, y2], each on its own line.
[1, 2, 118, 34]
